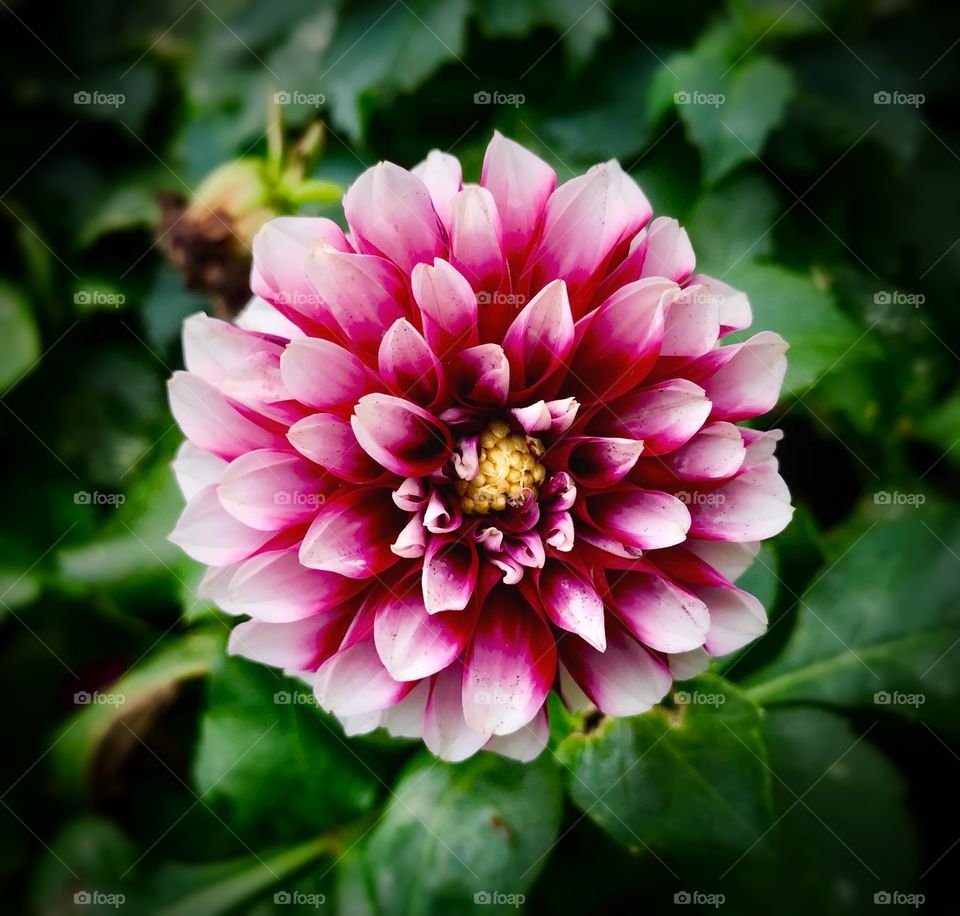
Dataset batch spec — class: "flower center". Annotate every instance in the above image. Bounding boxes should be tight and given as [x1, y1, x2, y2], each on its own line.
[456, 420, 547, 515]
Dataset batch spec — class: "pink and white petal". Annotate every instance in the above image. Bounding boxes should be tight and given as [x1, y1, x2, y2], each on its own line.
[481, 132, 556, 268]
[543, 510, 575, 552]
[640, 217, 695, 282]
[688, 274, 752, 333]
[280, 337, 375, 409]
[169, 484, 274, 566]
[462, 588, 556, 736]
[235, 295, 305, 339]
[569, 278, 673, 402]
[560, 619, 672, 716]
[412, 149, 462, 231]
[217, 449, 329, 530]
[539, 561, 605, 650]
[448, 186, 505, 295]
[173, 440, 227, 501]
[609, 572, 709, 653]
[668, 647, 711, 680]
[580, 489, 691, 551]
[685, 540, 761, 581]
[314, 639, 414, 717]
[685, 331, 788, 421]
[379, 318, 445, 408]
[600, 379, 712, 455]
[423, 535, 478, 613]
[423, 489, 462, 535]
[375, 585, 476, 680]
[227, 550, 364, 622]
[198, 563, 245, 616]
[448, 344, 511, 406]
[699, 585, 767, 655]
[342, 161, 445, 274]
[299, 487, 406, 578]
[665, 422, 746, 481]
[391, 510, 427, 559]
[484, 705, 549, 762]
[288, 413, 384, 484]
[168, 371, 286, 459]
[305, 245, 408, 358]
[228, 611, 352, 671]
[529, 160, 652, 312]
[380, 679, 430, 738]
[510, 397, 579, 436]
[410, 259, 479, 361]
[660, 284, 720, 359]
[742, 428, 784, 468]
[393, 477, 427, 513]
[557, 662, 593, 713]
[340, 711, 384, 736]
[551, 436, 643, 488]
[423, 666, 488, 762]
[502, 279, 574, 394]
[182, 312, 283, 385]
[689, 465, 793, 542]
[351, 394, 452, 477]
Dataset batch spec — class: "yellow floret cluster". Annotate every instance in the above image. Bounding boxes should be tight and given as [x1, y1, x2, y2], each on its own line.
[456, 420, 547, 515]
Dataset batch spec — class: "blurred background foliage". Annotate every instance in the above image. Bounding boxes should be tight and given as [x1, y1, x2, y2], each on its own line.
[1, 0, 958, 912]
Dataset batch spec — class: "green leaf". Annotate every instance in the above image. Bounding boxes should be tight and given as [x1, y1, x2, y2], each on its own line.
[686, 172, 781, 275]
[363, 750, 562, 915]
[745, 508, 960, 737]
[556, 675, 773, 857]
[51, 628, 224, 797]
[0, 280, 41, 394]
[724, 261, 865, 395]
[192, 656, 379, 844]
[324, 0, 471, 140]
[721, 707, 919, 914]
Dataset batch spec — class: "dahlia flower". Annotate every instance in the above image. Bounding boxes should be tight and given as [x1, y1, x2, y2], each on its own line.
[168, 132, 792, 762]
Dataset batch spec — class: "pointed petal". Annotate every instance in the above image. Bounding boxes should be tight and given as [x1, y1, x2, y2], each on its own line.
[580, 489, 691, 551]
[288, 413, 383, 484]
[639, 217, 695, 283]
[688, 465, 793, 542]
[462, 588, 556, 735]
[412, 149, 462, 231]
[314, 639, 414, 717]
[448, 344, 511, 406]
[423, 666, 488, 762]
[448, 186, 505, 293]
[351, 394, 452, 477]
[182, 312, 283, 385]
[299, 487, 406, 578]
[609, 571, 709, 653]
[410, 259, 479, 361]
[600, 379, 712, 455]
[173, 440, 226, 501]
[551, 436, 643, 488]
[280, 337, 374, 409]
[481, 131, 556, 268]
[228, 610, 352, 670]
[664, 422, 746, 481]
[502, 279, 574, 394]
[700, 584, 767, 655]
[423, 535, 478, 613]
[378, 318, 445, 407]
[343, 161, 445, 274]
[539, 561, 606, 650]
[235, 295, 305, 340]
[169, 484, 274, 566]
[375, 582, 476, 681]
[484, 705, 549, 762]
[660, 283, 720, 359]
[559, 618, 672, 716]
[688, 274, 752, 333]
